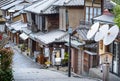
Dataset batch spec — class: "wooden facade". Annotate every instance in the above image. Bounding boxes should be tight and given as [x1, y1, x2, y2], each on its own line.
[59, 7, 85, 31]
[1, 0, 103, 76]
[46, 14, 59, 31]
[68, 7, 85, 29]
[84, 51, 98, 72]
[13, 15, 21, 22]
[71, 48, 79, 73]
[21, 13, 27, 23]
[57, 6, 85, 74]
[110, 41, 120, 77]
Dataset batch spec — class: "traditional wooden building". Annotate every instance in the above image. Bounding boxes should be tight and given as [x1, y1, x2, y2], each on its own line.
[90, 0, 120, 78]
[0, 0, 37, 46]
[53, 0, 85, 31]
[0, 0, 102, 76]
[85, 0, 101, 22]
[51, 0, 102, 75]
[93, 14, 120, 77]
[24, 0, 62, 62]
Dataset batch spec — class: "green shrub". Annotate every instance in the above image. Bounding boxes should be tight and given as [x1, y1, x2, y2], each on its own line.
[20, 44, 25, 51]
[113, 5, 120, 17]
[61, 52, 68, 66]
[114, 14, 120, 28]
[0, 69, 14, 81]
[0, 48, 14, 81]
[112, 0, 120, 5]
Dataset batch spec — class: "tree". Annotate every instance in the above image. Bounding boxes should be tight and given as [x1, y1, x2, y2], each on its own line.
[113, 4, 120, 28]
[113, 4, 120, 16]
[112, 0, 120, 5]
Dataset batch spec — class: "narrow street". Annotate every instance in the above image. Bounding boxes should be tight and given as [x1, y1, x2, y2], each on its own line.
[10, 43, 101, 81]
[12, 47, 42, 69]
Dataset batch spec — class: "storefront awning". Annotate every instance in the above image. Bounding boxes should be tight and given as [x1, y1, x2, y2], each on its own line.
[19, 33, 29, 40]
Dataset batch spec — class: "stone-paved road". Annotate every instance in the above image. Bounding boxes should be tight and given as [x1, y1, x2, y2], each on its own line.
[10, 43, 101, 81]
[12, 48, 41, 68]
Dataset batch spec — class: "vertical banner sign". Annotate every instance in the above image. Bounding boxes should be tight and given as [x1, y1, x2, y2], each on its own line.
[61, 48, 65, 59]
[44, 47, 49, 57]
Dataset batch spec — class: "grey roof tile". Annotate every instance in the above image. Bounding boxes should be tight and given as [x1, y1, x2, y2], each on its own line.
[53, 0, 84, 6]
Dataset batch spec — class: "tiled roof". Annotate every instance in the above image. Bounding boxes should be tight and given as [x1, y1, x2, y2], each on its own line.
[84, 43, 97, 49]
[29, 32, 43, 40]
[8, 2, 31, 13]
[5, 11, 22, 20]
[93, 14, 114, 24]
[25, 0, 39, 3]
[76, 23, 98, 41]
[9, 4, 25, 11]
[10, 20, 27, 31]
[65, 36, 85, 47]
[1, 0, 24, 10]
[22, 27, 32, 35]
[24, 0, 57, 14]
[55, 31, 86, 47]
[35, 30, 66, 45]
[42, 6, 58, 14]
[0, 0, 15, 8]
[76, 27, 89, 41]
[53, 0, 84, 6]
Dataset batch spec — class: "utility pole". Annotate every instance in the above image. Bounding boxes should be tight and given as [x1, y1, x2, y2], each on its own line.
[68, 27, 72, 77]
[101, 0, 104, 14]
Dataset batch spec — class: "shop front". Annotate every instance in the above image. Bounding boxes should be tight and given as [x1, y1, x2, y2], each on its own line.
[110, 41, 120, 77]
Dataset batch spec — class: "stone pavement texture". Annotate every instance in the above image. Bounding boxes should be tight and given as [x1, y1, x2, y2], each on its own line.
[10, 42, 101, 81]
[13, 68, 100, 81]
[89, 68, 120, 81]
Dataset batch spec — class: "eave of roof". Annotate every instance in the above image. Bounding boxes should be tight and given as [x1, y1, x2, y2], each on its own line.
[24, 0, 57, 14]
[92, 14, 114, 25]
[0, 0, 15, 8]
[53, 0, 84, 7]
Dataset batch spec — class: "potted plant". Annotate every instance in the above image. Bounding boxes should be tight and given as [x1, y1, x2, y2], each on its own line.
[20, 44, 25, 52]
[61, 52, 68, 67]
[26, 48, 30, 56]
[45, 60, 51, 67]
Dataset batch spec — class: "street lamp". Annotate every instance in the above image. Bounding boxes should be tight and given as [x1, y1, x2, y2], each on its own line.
[68, 27, 72, 77]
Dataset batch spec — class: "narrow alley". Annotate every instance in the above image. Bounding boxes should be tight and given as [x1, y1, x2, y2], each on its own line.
[10, 43, 101, 81]
[0, 0, 120, 81]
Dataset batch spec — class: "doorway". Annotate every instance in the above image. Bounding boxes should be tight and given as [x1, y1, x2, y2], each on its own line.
[111, 42, 120, 76]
